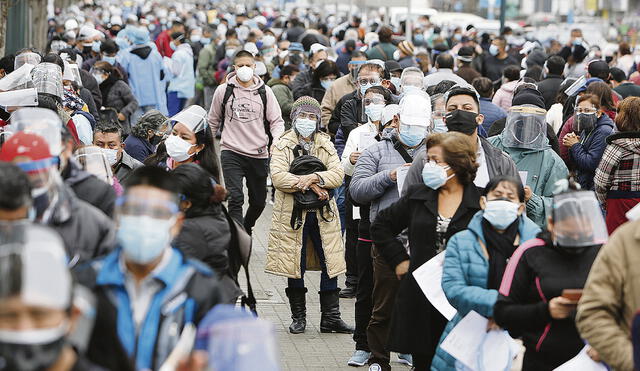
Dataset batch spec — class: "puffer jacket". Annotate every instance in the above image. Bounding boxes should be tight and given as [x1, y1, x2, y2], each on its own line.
[489, 134, 569, 228]
[492, 80, 518, 111]
[265, 129, 346, 278]
[432, 212, 541, 370]
[569, 113, 615, 190]
[577, 220, 640, 371]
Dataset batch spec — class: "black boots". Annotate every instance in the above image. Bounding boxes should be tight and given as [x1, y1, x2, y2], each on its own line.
[319, 289, 355, 334]
[285, 287, 307, 334]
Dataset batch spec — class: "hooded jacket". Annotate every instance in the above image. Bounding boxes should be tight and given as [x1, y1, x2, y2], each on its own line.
[489, 135, 568, 228]
[291, 69, 313, 100]
[167, 43, 195, 99]
[492, 80, 519, 111]
[207, 72, 285, 159]
[119, 44, 168, 114]
[62, 158, 116, 218]
[569, 113, 615, 190]
[267, 78, 294, 130]
[594, 131, 640, 207]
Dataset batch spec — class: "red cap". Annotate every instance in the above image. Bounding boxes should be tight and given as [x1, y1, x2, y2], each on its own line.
[0, 132, 52, 163]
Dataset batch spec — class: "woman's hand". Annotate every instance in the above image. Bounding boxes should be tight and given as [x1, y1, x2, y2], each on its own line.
[349, 151, 361, 165]
[395, 260, 410, 280]
[562, 133, 580, 148]
[309, 184, 329, 201]
[548, 296, 577, 319]
[117, 113, 126, 121]
[586, 346, 601, 362]
[295, 174, 319, 191]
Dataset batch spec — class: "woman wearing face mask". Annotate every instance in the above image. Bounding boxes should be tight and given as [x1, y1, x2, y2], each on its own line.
[266, 96, 353, 335]
[92, 61, 139, 136]
[123, 109, 170, 163]
[431, 176, 541, 370]
[562, 94, 614, 190]
[297, 60, 340, 103]
[494, 181, 607, 370]
[370, 132, 481, 369]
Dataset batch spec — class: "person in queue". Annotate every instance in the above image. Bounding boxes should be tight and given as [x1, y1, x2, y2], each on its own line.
[291, 43, 329, 100]
[123, 109, 170, 163]
[321, 51, 367, 130]
[75, 166, 224, 370]
[431, 176, 541, 369]
[298, 59, 340, 103]
[370, 132, 482, 370]
[265, 96, 353, 335]
[494, 181, 606, 370]
[349, 91, 430, 369]
[92, 61, 139, 136]
[92, 120, 144, 183]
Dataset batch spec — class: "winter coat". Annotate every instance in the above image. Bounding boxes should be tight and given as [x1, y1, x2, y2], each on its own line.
[492, 80, 518, 111]
[328, 90, 357, 143]
[350, 134, 425, 222]
[537, 74, 563, 110]
[456, 64, 482, 85]
[576, 220, 640, 371]
[207, 72, 285, 159]
[370, 182, 481, 356]
[403, 137, 519, 194]
[80, 69, 103, 110]
[174, 205, 243, 302]
[569, 113, 615, 190]
[267, 78, 294, 130]
[62, 158, 116, 218]
[489, 135, 568, 227]
[482, 54, 520, 82]
[119, 45, 168, 114]
[167, 44, 195, 99]
[321, 74, 356, 128]
[595, 131, 640, 206]
[265, 130, 346, 279]
[291, 69, 313, 100]
[123, 134, 154, 163]
[489, 117, 560, 154]
[479, 97, 507, 134]
[298, 80, 327, 103]
[495, 237, 600, 370]
[114, 150, 144, 184]
[432, 212, 541, 370]
[101, 79, 139, 134]
[365, 42, 397, 61]
[339, 93, 366, 143]
[197, 42, 218, 88]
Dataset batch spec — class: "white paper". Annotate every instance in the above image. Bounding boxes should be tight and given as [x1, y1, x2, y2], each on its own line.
[553, 346, 607, 371]
[412, 252, 456, 321]
[358, 131, 377, 151]
[478, 330, 520, 371]
[0, 88, 38, 107]
[396, 166, 410, 195]
[353, 205, 360, 220]
[518, 171, 528, 186]
[440, 311, 488, 369]
[158, 323, 196, 371]
[0, 63, 34, 91]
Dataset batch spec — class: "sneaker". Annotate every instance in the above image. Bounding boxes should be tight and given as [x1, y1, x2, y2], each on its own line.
[397, 353, 413, 367]
[368, 363, 382, 371]
[348, 350, 371, 367]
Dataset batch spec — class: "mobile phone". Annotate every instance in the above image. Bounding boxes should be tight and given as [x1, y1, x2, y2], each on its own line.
[561, 289, 583, 303]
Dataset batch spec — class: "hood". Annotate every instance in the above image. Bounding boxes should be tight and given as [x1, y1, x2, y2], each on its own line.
[466, 210, 541, 246]
[226, 72, 265, 91]
[607, 131, 640, 155]
[176, 43, 193, 57]
[501, 80, 518, 93]
[497, 130, 551, 155]
[596, 112, 615, 130]
[130, 45, 152, 59]
[267, 78, 287, 88]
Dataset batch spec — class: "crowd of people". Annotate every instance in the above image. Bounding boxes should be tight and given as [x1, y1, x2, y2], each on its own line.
[2, 1, 640, 370]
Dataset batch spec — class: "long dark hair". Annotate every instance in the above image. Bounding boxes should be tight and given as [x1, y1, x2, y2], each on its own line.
[171, 163, 225, 217]
[193, 124, 221, 183]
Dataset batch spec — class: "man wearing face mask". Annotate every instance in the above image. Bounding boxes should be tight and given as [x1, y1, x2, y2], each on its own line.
[93, 121, 144, 183]
[403, 85, 518, 193]
[321, 52, 367, 132]
[292, 43, 329, 100]
[0, 133, 115, 266]
[166, 32, 195, 116]
[208, 50, 284, 233]
[81, 39, 129, 84]
[0, 223, 109, 371]
[481, 36, 518, 83]
[75, 166, 223, 371]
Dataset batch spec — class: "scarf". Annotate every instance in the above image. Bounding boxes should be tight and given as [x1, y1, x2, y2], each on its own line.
[482, 218, 519, 290]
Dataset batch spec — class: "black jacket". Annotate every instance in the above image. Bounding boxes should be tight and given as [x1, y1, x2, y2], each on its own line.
[328, 90, 358, 136]
[291, 69, 313, 100]
[482, 54, 519, 82]
[371, 182, 481, 356]
[488, 117, 560, 154]
[339, 92, 366, 141]
[537, 75, 563, 110]
[298, 80, 327, 103]
[62, 158, 116, 218]
[494, 237, 600, 371]
[80, 69, 102, 109]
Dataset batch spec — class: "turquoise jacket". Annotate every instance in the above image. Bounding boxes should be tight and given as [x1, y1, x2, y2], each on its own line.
[488, 134, 568, 228]
[432, 211, 541, 370]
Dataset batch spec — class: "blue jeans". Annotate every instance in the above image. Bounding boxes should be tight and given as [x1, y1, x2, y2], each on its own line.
[287, 212, 338, 292]
[167, 91, 187, 116]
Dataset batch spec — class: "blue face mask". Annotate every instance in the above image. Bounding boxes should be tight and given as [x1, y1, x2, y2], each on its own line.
[92, 41, 101, 53]
[102, 55, 117, 65]
[365, 103, 385, 122]
[320, 79, 334, 90]
[433, 117, 448, 133]
[489, 44, 499, 56]
[483, 199, 520, 230]
[422, 161, 453, 190]
[295, 118, 317, 138]
[117, 215, 174, 264]
[201, 37, 211, 45]
[390, 77, 401, 89]
[399, 124, 427, 147]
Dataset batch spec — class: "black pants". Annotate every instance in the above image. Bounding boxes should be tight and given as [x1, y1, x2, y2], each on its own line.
[353, 211, 373, 351]
[221, 150, 268, 233]
[344, 184, 359, 289]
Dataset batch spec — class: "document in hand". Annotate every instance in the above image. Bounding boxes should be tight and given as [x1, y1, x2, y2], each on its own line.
[0, 88, 38, 107]
[396, 166, 410, 196]
[358, 131, 377, 151]
[553, 346, 607, 371]
[412, 251, 456, 321]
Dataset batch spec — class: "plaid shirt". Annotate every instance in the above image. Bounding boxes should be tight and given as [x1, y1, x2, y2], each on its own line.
[594, 132, 640, 208]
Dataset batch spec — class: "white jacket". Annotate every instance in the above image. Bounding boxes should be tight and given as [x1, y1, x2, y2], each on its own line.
[341, 122, 379, 176]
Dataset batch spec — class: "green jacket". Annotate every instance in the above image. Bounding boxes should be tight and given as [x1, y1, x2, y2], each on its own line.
[267, 78, 294, 130]
[365, 42, 397, 61]
[489, 134, 569, 228]
[197, 43, 218, 87]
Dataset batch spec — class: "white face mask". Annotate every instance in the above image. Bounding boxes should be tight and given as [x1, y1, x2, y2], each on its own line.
[236, 65, 254, 82]
[165, 135, 195, 162]
[100, 148, 119, 166]
[295, 118, 317, 138]
[93, 73, 106, 84]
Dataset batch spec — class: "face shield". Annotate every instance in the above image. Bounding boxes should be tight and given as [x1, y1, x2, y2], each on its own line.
[502, 105, 547, 150]
[552, 191, 608, 248]
[7, 108, 63, 156]
[170, 105, 207, 134]
[399, 90, 433, 131]
[13, 53, 42, 71]
[0, 64, 35, 92]
[363, 93, 386, 123]
[62, 63, 83, 89]
[31, 63, 64, 100]
[399, 67, 424, 93]
[73, 146, 115, 186]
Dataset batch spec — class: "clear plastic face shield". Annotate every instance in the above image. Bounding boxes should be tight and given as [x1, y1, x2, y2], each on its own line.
[551, 191, 608, 248]
[62, 63, 82, 89]
[13, 53, 42, 71]
[6, 108, 63, 156]
[170, 105, 207, 134]
[31, 63, 64, 100]
[502, 105, 547, 150]
[116, 194, 179, 221]
[73, 146, 115, 186]
[0, 64, 35, 92]
[399, 67, 424, 93]
[399, 90, 433, 132]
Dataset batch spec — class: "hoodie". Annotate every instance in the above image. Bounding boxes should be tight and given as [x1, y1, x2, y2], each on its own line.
[492, 80, 519, 111]
[207, 73, 285, 159]
[119, 44, 168, 114]
[167, 43, 195, 99]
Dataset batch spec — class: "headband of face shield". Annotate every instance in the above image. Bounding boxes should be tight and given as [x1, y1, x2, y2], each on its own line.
[14, 52, 42, 70]
[0, 63, 35, 92]
[552, 190, 608, 248]
[170, 105, 207, 133]
[0, 223, 71, 310]
[116, 195, 179, 220]
[502, 105, 548, 150]
[399, 67, 424, 90]
[31, 63, 64, 100]
[73, 146, 115, 186]
[6, 108, 64, 156]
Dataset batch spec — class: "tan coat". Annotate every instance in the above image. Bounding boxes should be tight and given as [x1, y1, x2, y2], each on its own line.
[576, 220, 640, 371]
[265, 130, 346, 279]
[320, 74, 356, 127]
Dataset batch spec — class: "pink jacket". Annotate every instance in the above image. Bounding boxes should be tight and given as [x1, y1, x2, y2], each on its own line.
[208, 73, 285, 159]
[492, 80, 518, 111]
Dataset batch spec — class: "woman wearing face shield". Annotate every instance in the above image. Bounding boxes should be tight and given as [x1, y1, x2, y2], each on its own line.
[432, 176, 541, 370]
[123, 109, 170, 163]
[494, 181, 607, 370]
[266, 96, 353, 335]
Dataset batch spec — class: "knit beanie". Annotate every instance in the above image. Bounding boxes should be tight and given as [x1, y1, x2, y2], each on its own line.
[398, 41, 415, 56]
[511, 88, 545, 109]
[290, 96, 321, 121]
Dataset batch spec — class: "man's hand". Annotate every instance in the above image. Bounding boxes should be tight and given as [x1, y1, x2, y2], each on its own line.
[562, 133, 580, 148]
[295, 174, 319, 191]
[390, 164, 411, 182]
[117, 113, 126, 121]
[309, 184, 329, 200]
[548, 296, 577, 319]
[349, 151, 361, 165]
[395, 260, 410, 280]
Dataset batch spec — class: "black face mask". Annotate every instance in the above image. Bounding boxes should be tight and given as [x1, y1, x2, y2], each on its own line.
[0, 337, 65, 371]
[574, 113, 597, 133]
[445, 109, 479, 135]
[149, 134, 163, 146]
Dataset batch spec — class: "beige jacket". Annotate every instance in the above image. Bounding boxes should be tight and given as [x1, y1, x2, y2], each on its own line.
[320, 74, 356, 127]
[576, 220, 640, 371]
[265, 130, 346, 279]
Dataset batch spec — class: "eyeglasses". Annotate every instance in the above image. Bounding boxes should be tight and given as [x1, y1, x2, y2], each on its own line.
[357, 77, 381, 86]
[363, 98, 385, 105]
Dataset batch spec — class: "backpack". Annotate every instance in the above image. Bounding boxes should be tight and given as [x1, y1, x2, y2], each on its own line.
[220, 83, 273, 154]
[288, 145, 334, 230]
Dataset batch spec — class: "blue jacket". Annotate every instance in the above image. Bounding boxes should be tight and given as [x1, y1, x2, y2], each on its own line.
[75, 247, 222, 371]
[569, 114, 614, 190]
[479, 97, 507, 135]
[123, 134, 154, 163]
[119, 44, 168, 114]
[431, 211, 541, 370]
